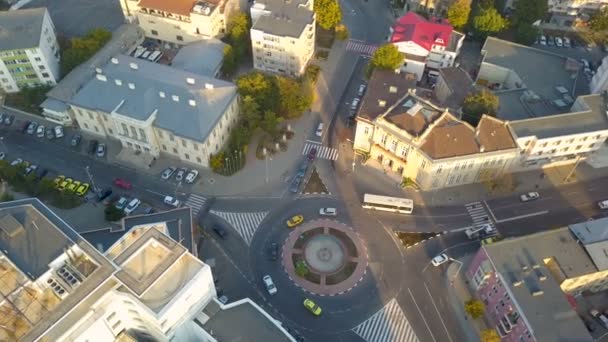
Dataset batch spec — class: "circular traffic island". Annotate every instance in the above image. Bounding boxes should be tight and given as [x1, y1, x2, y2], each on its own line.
[283, 219, 368, 296]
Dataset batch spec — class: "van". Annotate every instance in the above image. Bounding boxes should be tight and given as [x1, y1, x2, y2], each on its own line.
[315, 123, 324, 137]
[164, 196, 180, 207]
[598, 200, 608, 209]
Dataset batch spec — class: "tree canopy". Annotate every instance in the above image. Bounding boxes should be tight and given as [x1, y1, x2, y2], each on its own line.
[464, 299, 485, 319]
[314, 0, 342, 30]
[514, 23, 538, 45]
[222, 12, 251, 76]
[472, 6, 508, 37]
[589, 8, 608, 32]
[480, 329, 500, 342]
[61, 28, 112, 76]
[370, 44, 403, 71]
[447, 0, 471, 30]
[462, 89, 499, 126]
[513, 0, 547, 25]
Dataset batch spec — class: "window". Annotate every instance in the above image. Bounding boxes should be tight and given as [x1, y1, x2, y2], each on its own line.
[436, 167, 442, 174]
[169, 134, 174, 141]
[177, 35, 184, 41]
[84, 123, 89, 129]
[364, 127, 369, 135]
[158, 130, 163, 138]
[34, 57, 41, 61]
[88, 112, 93, 119]
[589, 143, 596, 148]
[421, 160, 426, 168]
[197, 157, 202, 163]
[138, 128, 147, 142]
[185, 153, 190, 160]
[130, 126, 137, 138]
[193, 143, 199, 151]
[576, 145, 582, 150]
[162, 144, 167, 151]
[108, 128, 113, 134]
[381, 134, 387, 145]
[121, 123, 128, 135]
[173, 148, 178, 153]
[39, 65, 45, 70]
[151, 30, 158, 36]
[400, 146, 408, 157]
[182, 139, 187, 147]
[391, 140, 397, 151]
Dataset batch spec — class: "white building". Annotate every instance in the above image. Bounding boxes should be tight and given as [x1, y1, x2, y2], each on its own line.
[0, 8, 60, 93]
[250, 0, 315, 77]
[68, 54, 239, 168]
[118, 0, 243, 45]
[0, 198, 294, 342]
[590, 55, 608, 94]
[389, 12, 464, 82]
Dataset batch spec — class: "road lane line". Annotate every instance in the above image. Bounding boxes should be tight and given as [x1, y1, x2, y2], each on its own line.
[482, 200, 498, 223]
[424, 282, 453, 342]
[407, 288, 436, 342]
[495, 210, 549, 223]
[146, 189, 164, 196]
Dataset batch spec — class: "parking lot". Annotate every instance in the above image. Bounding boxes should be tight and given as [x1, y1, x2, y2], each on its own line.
[24, 0, 123, 38]
[534, 31, 606, 67]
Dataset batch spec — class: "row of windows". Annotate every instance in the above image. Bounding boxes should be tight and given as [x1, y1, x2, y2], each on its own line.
[534, 143, 596, 156]
[530, 134, 604, 148]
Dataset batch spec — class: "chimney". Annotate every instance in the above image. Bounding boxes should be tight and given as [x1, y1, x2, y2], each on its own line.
[186, 77, 195, 85]
[114, 79, 122, 86]
[189, 99, 196, 107]
[172, 95, 180, 102]
[96, 74, 107, 82]
[204, 83, 214, 89]
[128, 83, 135, 89]
[389, 86, 398, 93]
[95, 67, 102, 74]
[111, 57, 119, 64]
[129, 62, 138, 70]
[159, 91, 165, 98]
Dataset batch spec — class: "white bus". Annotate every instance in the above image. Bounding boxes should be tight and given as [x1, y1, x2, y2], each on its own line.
[362, 194, 414, 214]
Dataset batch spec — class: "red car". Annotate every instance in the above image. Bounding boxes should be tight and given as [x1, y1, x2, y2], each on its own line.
[113, 178, 132, 190]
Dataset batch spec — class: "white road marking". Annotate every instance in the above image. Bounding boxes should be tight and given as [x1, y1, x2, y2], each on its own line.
[210, 210, 268, 245]
[424, 282, 453, 342]
[352, 298, 419, 342]
[407, 288, 436, 342]
[495, 210, 549, 223]
[184, 194, 207, 216]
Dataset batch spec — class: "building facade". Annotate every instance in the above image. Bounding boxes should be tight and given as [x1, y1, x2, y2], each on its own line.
[0, 8, 60, 93]
[250, 0, 315, 77]
[69, 55, 239, 168]
[390, 12, 464, 82]
[119, 0, 242, 45]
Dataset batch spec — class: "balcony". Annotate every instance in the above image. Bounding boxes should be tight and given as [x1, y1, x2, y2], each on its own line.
[139, 8, 190, 23]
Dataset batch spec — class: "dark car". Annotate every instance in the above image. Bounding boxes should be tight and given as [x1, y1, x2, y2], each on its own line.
[269, 242, 279, 261]
[20, 120, 31, 133]
[212, 225, 227, 239]
[143, 207, 155, 214]
[36, 168, 48, 180]
[45, 127, 54, 140]
[70, 134, 82, 147]
[87, 140, 99, 154]
[307, 147, 317, 161]
[96, 187, 113, 202]
[4, 115, 14, 126]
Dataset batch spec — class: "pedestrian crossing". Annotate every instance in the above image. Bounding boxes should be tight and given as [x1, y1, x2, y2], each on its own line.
[210, 210, 268, 245]
[465, 201, 495, 230]
[346, 39, 378, 56]
[353, 298, 419, 342]
[302, 143, 339, 161]
[185, 194, 207, 216]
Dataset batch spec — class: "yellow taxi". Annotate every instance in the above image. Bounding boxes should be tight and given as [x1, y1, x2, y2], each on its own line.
[286, 215, 304, 228]
[303, 299, 322, 316]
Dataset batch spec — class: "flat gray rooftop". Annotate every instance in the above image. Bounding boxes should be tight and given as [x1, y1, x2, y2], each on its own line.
[202, 299, 291, 342]
[171, 39, 225, 77]
[252, 0, 314, 38]
[485, 228, 595, 342]
[0, 8, 45, 51]
[495, 89, 563, 120]
[509, 94, 608, 138]
[570, 218, 608, 245]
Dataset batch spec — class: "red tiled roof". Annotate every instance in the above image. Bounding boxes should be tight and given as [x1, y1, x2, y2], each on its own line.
[390, 12, 453, 51]
[138, 0, 195, 16]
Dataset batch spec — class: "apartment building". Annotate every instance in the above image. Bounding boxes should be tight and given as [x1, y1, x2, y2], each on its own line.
[501, 0, 608, 14]
[466, 228, 601, 341]
[354, 69, 519, 190]
[0, 198, 293, 341]
[119, 0, 241, 45]
[69, 54, 239, 168]
[0, 8, 60, 93]
[250, 0, 315, 77]
[590, 55, 608, 94]
[389, 12, 465, 82]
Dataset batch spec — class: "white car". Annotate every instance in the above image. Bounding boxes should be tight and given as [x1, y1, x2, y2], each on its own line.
[163, 196, 180, 207]
[598, 200, 608, 209]
[315, 122, 324, 137]
[539, 35, 547, 45]
[555, 37, 563, 47]
[357, 84, 366, 96]
[185, 170, 199, 184]
[36, 125, 45, 138]
[0, 152, 5, 160]
[262, 275, 277, 295]
[520, 192, 540, 202]
[96, 143, 106, 158]
[431, 253, 449, 267]
[161, 167, 176, 180]
[54, 126, 64, 138]
[124, 198, 141, 214]
[563, 37, 571, 48]
[115, 197, 129, 210]
[319, 207, 337, 216]
[351, 98, 360, 110]
[10, 158, 23, 166]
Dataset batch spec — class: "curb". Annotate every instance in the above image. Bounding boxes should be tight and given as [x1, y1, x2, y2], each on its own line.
[396, 231, 449, 249]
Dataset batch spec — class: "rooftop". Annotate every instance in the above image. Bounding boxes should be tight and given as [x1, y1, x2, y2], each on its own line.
[479, 37, 586, 120]
[0, 8, 46, 51]
[435, 66, 476, 111]
[509, 94, 608, 139]
[357, 69, 417, 122]
[138, 0, 197, 16]
[382, 93, 444, 136]
[171, 39, 226, 77]
[70, 54, 237, 142]
[484, 228, 596, 342]
[569, 217, 608, 271]
[390, 12, 453, 51]
[251, 0, 314, 38]
[201, 299, 293, 342]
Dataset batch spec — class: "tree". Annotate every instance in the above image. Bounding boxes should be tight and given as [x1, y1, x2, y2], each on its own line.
[314, 0, 342, 30]
[478, 0, 495, 9]
[464, 299, 485, 319]
[221, 45, 238, 77]
[61, 28, 112, 76]
[276, 76, 312, 119]
[480, 329, 500, 342]
[514, 23, 538, 46]
[473, 6, 508, 37]
[370, 44, 403, 71]
[462, 89, 499, 126]
[209, 152, 225, 172]
[335, 24, 349, 40]
[104, 205, 125, 222]
[240, 95, 262, 129]
[225, 12, 251, 59]
[236, 72, 279, 111]
[513, 0, 547, 25]
[262, 110, 280, 136]
[447, 0, 471, 30]
[589, 7, 608, 32]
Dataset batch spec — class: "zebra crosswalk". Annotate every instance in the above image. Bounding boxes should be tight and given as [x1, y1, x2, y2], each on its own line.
[302, 143, 339, 161]
[465, 201, 495, 229]
[210, 210, 268, 245]
[184, 194, 207, 216]
[346, 39, 378, 56]
[353, 298, 419, 342]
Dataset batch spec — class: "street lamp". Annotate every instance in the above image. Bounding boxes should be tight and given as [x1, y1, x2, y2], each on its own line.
[0, 137, 7, 154]
[263, 148, 269, 183]
[84, 166, 99, 194]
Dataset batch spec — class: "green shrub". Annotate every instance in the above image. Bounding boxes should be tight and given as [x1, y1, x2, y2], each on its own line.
[104, 205, 125, 222]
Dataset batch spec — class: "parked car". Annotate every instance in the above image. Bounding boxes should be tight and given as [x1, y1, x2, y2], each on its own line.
[555, 37, 563, 47]
[26, 122, 37, 135]
[163, 195, 180, 207]
[315, 122, 324, 137]
[21, 121, 31, 133]
[53, 175, 65, 187]
[175, 168, 187, 182]
[590, 309, 608, 329]
[548, 36, 555, 45]
[357, 84, 366, 96]
[319, 207, 337, 216]
[563, 37, 571, 47]
[124, 198, 141, 214]
[70, 134, 82, 147]
[218, 295, 229, 304]
[36, 168, 48, 180]
[262, 275, 277, 295]
[75, 183, 90, 196]
[185, 170, 199, 184]
[599, 200, 608, 209]
[66, 181, 81, 193]
[96, 188, 113, 202]
[115, 197, 129, 210]
[87, 140, 99, 154]
[307, 147, 317, 161]
[212, 225, 227, 239]
[351, 98, 360, 110]
[431, 253, 449, 266]
[45, 127, 54, 140]
[58, 178, 73, 191]
[0, 152, 5, 160]
[269, 242, 279, 261]
[161, 167, 176, 180]
[36, 125, 45, 138]
[303, 299, 322, 316]
[96, 143, 106, 157]
[54, 126, 64, 138]
[113, 178, 132, 189]
[24, 164, 38, 175]
[4, 115, 14, 126]
[520, 192, 540, 202]
[10, 158, 23, 166]
[539, 35, 547, 45]
[286, 214, 304, 228]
